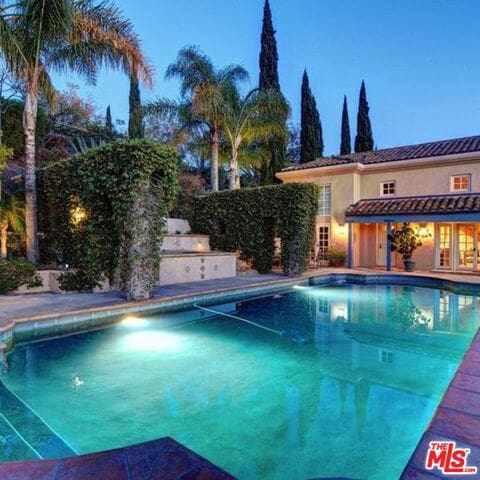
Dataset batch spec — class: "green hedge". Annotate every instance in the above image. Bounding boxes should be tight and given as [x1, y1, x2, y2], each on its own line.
[0, 259, 42, 294]
[187, 183, 319, 276]
[39, 139, 178, 297]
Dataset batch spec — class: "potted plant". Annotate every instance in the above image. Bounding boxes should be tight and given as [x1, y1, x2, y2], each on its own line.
[388, 223, 423, 272]
[326, 246, 347, 267]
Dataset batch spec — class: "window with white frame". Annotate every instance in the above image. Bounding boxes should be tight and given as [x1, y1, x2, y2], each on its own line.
[318, 185, 331, 215]
[438, 224, 451, 268]
[380, 180, 396, 196]
[451, 174, 471, 192]
[317, 225, 330, 261]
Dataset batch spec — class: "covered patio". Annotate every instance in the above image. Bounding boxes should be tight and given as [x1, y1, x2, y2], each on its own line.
[345, 193, 480, 272]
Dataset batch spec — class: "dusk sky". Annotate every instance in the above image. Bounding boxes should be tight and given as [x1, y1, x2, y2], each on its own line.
[54, 0, 480, 155]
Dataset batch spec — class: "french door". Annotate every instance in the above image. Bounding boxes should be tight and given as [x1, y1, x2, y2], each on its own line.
[376, 224, 387, 266]
[457, 224, 479, 271]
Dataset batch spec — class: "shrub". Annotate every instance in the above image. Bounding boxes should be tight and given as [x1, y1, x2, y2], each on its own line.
[326, 247, 347, 267]
[59, 269, 101, 293]
[0, 259, 42, 294]
[187, 183, 319, 276]
[39, 139, 179, 299]
[170, 173, 206, 219]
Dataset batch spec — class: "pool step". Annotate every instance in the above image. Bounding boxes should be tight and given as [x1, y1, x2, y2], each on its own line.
[0, 414, 38, 462]
[0, 381, 76, 459]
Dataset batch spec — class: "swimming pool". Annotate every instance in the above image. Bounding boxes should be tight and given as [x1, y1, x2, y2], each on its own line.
[1, 283, 479, 479]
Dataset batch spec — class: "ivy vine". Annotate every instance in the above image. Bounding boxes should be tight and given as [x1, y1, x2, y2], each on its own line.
[187, 183, 319, 276]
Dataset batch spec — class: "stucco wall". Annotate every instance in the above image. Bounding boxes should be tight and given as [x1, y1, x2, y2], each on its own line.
[360, 161, 480, 198]
[278, 156, 480, 270]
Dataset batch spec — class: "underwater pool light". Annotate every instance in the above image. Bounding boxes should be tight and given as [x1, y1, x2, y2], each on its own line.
[121, 316, 147, 328]
[124, 331, 182, 351]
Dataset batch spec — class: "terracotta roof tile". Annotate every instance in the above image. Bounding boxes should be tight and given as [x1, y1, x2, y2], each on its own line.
[283, 135, 480, 172]
[346, 193, 480, 217]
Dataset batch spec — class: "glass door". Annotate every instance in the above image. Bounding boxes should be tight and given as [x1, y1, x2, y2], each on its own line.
[457, 224, 476, 270]
[376, 224, 387, 266]
[437, 224, 452, 268]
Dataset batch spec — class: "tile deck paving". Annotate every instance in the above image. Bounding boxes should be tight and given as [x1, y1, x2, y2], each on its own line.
[0, 437, 236, 480]
[400, 329, 480, 478]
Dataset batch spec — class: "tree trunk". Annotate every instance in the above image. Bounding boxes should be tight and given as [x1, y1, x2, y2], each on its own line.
[23, 88, 39, 262]
[0, 222, 7, 259]
[229, 145, 240, 190]
[123, 177, 158, 301]
[210, 128, 219, 192]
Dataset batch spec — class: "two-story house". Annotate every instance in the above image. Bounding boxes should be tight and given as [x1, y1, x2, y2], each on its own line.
[276, 135, 480, 272]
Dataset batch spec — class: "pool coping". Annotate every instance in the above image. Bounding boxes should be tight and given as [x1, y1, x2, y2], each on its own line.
[0, 436, 236, 479]
[2, 270, 480, 354]
[400, 328, 480, 479]
[2, 269, 480, 478]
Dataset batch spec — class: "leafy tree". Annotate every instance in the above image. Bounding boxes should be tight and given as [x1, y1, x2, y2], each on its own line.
[148, 45, 248, 191]
[0, 0, 152, 261]
[0, 62, 24, 145]
[128, 73, 143, 138]
[258, 0, 288, 184]
[354, 80, 374, 153]
[48, 83, 98, 129]
[0, 194, 24, 259]
[340, 95, 351, 155]
[286, 123, 300, 163]
[0, 99, 47, 158]
[222, 86, 289, 189]
[300, 70, 323, 163]
[44, 86, 116, 155]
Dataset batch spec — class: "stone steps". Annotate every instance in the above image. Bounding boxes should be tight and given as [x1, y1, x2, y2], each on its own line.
[161, 234, 210, 253]
[159, 251, 237, 286]
[158, 219, 236, 285]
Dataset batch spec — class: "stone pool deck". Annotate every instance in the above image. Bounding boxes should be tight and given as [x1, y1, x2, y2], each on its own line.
[2, 268, 480, 329]
[0, 437, 235, 480]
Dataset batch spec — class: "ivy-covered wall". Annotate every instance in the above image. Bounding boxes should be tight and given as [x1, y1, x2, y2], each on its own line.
[187, 183, 319, 276]
[39, 139, 179, 300]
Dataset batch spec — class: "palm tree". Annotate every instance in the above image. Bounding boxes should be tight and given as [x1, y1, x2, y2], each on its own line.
[0, 0, 152, 261]
[0, 194, 24, 259]
[222, 86, 289, 189]
[152, 46, 248, 192]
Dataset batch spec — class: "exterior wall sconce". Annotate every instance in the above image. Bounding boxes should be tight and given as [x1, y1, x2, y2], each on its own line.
[417, 223, 430, 238]
[337, 223, 346, 235]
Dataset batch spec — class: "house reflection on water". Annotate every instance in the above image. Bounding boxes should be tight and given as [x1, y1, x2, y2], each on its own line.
[235, 284, 480, 431]
[308, 285, 479, 412]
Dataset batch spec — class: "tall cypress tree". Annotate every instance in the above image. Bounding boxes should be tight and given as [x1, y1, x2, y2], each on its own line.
[128, 74, 144, 139]
[105, 105, 113, 134]
[340, 95, 351, 155]
[259, 0, 279, 91]
[354, 80, 374, 153]
[258, 0, 287, 184]
[300, 70, 323, 163]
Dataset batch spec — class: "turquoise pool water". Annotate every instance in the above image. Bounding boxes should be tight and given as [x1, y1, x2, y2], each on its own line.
[1, 284, 479, 479]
